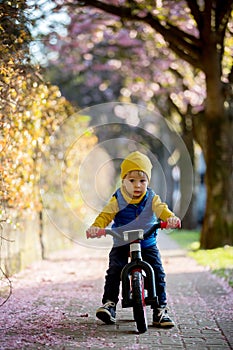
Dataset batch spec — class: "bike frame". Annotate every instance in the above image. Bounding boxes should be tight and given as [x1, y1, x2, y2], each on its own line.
[120, 229, 158, 309]
[86, 221, 172, 333]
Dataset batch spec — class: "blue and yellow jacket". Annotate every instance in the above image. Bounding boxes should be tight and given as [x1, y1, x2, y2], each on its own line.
[92, 186, 174, 248]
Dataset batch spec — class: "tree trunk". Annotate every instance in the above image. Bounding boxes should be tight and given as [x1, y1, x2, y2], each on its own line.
[198, 32, 233, 249]
[39, 210, 45, 259]
[180, 114, 196, 229]
[201, 116, 233, 248]
[200, 91, 233, 248]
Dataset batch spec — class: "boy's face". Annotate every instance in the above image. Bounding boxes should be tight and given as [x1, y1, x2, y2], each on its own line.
[123, 171, 148, 199]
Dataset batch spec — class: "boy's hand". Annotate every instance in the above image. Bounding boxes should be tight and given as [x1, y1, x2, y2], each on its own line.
[166, 216, 181, 229]
[86, 226, 102, 238]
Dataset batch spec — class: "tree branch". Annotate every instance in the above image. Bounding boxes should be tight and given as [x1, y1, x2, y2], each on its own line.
[186, 0, 203, 31]
[74, 0, 202, 68]
[216, 0, 233, 33]
[168, 41, 203, 70]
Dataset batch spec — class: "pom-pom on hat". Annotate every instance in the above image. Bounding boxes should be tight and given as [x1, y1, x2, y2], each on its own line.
[120, 151, 152, 181]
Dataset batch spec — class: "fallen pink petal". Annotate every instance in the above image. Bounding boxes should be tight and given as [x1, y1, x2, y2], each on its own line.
[0, 237, 232, 349]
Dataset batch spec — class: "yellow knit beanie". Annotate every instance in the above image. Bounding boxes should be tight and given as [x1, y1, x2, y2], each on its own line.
[120, 151, 152, 181]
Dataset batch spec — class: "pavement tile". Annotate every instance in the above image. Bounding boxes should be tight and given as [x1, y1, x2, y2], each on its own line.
[0, 232, 232, 349]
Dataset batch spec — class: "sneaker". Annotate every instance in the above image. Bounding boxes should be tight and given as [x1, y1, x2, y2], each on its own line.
[96, 300, 116, 324]
[153, 306, 175, 328]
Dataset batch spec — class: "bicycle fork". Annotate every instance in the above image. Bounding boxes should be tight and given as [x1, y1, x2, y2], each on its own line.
[120, 241, 159, 309]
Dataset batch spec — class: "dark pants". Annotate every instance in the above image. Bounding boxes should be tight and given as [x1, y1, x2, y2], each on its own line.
[102, 244, 167, 307]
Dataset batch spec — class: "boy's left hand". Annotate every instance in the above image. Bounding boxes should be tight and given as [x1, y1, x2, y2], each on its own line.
[166, 216, 181, 229]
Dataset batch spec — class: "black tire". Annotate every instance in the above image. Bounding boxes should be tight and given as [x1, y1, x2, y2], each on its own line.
[132, 270, 148, 333]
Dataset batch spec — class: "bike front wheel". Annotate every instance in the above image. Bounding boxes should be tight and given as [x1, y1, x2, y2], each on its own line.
[132, 270, 148, 333]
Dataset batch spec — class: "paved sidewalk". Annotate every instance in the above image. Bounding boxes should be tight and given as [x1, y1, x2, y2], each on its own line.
[0, 232, 232, 349]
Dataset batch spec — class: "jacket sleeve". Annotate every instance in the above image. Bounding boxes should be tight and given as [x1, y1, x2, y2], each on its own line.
[152, 194, 175, 221]
[91, 196, 119, 228]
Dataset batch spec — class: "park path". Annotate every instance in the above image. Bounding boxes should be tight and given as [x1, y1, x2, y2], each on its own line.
[0, 232, 232, 349]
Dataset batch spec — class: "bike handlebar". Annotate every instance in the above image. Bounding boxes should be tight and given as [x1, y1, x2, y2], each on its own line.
[86, 220, 180, 240]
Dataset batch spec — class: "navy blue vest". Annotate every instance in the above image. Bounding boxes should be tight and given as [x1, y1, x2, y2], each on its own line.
[112, 188, 158, 248]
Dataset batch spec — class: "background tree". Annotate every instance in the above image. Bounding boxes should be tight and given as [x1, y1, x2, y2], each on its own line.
[39, 0, 233, 249]
[0, 1, 96, 231]
[1, 1, 63, 215]
[40, 4, 202, 229]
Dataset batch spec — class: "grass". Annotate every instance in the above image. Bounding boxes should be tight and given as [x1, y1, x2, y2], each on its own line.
[171, 229, 233, 287]
[170, 230, 200, 250]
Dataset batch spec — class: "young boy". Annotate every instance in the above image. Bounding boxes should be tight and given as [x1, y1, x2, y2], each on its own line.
[86, 151, 181, 327]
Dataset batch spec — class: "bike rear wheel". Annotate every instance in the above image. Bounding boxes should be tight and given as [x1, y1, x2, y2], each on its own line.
[132, 270, 148, 333]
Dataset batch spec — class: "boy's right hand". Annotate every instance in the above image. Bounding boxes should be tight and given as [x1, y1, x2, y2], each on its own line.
[86, 226, 101, 238]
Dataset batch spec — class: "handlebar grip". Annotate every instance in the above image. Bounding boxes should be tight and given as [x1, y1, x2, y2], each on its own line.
[97, 229, 106, 237]
[160, 221, 181, 229]
[160, 221, 168, 229]
[86, 229, 106, 239]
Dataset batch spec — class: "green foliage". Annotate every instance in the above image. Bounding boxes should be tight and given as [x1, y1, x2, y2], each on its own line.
[0, 0, 97, 219]
[189, 247, 233, 287]
[170, 230, 200, 250]
[171, 230, 233, 287]
[40, 112, 97, 218]
[0, 0, 32, 56]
